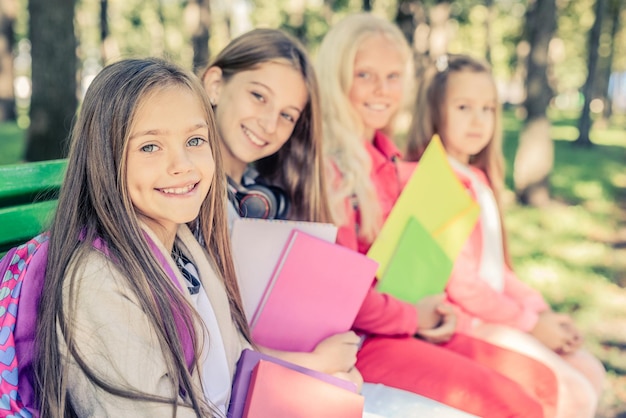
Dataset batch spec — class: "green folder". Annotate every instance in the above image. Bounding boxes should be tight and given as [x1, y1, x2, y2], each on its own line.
[377, 216, 453, 303]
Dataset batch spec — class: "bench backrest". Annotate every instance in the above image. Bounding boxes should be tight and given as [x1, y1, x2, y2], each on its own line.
[0, 159, 67, 255]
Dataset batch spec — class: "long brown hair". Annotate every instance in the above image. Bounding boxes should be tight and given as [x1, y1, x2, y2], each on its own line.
[36, 58, 251, 417]
[201, 29, 332, 223]
[405, 54, 512, 266]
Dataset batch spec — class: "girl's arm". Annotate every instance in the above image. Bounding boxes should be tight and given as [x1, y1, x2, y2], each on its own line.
[332, 367, 364, 392]
[64, 251, 201, 417]
[335, 186, 426, 337]
[352, 285, 420, 336]
[446, 230, 549, 332]
[331, 159, 442, 337]
[502, 266, 550, 318]
[256, 331, 360, 375]
[446, 167, 549, 332]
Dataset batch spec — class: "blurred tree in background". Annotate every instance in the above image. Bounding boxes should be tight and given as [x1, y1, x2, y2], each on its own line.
[598, 0, 624, 121]
[186, 0, 212, 72]
[513, 0, 557, 206]
[25, 0, 76, 161]
[0, 0, 17, 122]
[576, 0, 607, 147]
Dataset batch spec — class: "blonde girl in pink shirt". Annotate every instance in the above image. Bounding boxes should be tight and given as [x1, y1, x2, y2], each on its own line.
[405, 53, 605, 418]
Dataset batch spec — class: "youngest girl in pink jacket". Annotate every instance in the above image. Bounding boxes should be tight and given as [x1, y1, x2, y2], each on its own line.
[406, 53, 605, 418]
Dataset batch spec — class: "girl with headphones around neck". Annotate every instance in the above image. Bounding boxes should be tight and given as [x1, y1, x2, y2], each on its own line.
[201, 26, 362, 391]
[200, 28, 485, 416]
[202, 28, 328, 225]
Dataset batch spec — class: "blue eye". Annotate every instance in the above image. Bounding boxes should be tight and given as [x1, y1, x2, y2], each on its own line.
[357, 72, 370, 79]
[187, 137, 205, 147]
[140, 144, 158, 153]
[251, 91, 265, 102]
[281, 113, 295, 123]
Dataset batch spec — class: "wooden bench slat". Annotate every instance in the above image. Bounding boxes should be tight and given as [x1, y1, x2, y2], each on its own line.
[0, 159, 66, 201]
[0, 200, 58, 254]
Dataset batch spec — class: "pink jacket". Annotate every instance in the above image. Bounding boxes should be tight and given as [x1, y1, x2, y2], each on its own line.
[447, 166, 549, 333]
[332, 131, 419, 337]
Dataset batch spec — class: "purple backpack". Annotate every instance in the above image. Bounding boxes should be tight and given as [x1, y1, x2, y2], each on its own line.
[0, 233, 48, 417]
[0, 231, 194, 417]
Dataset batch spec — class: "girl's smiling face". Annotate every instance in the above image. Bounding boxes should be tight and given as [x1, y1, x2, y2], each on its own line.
[206, 61, 308, 180]
[348, 34, 406, 141]
[126, 86, 214, 247]
[440, 70, 497, 163]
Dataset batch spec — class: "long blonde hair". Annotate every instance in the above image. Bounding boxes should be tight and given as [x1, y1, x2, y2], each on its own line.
[405, 54, 511, 265]
[36, 58, 251, 417]
[316, 13, 410, 242]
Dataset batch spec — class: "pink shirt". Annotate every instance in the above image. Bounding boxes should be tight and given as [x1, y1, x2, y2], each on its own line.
[447, 165, 549, 333]
[330, 131, 419, 337]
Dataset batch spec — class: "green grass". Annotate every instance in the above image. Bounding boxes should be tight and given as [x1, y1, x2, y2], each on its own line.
[502, 111, 626, 417]
[0, 122, 26, 165]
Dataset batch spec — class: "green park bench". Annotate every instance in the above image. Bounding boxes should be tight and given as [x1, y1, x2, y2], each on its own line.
[0, 159, 67, 256]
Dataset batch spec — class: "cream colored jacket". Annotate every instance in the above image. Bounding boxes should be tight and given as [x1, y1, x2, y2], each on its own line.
[60, 224, 248, 417]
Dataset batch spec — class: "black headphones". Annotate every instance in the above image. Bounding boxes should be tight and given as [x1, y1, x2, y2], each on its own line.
[227, 176, 290, 220]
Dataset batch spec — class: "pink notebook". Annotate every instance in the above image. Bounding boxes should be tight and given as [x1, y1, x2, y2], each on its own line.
[242, 359, 364, 418]
[250, 230, 378, 352]
[228, 349, 357, 418]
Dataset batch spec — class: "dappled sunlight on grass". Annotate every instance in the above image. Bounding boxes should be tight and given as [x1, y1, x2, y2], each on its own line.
[515, 257, 604, 306]
[515, 261, 561, 287]
[591, 128, 626, 147]
[550, 241, 612, 268]
[506, 203, 611, 250]
[572, 181, 608, 201]
[550, 143, 624, 207]
[613, 172, 626, 188]
[550, 125, 578, 141]
[500, 110, 626, 415]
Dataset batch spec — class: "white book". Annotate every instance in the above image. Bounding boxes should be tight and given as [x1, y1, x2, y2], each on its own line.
[230, 218, 338, 321]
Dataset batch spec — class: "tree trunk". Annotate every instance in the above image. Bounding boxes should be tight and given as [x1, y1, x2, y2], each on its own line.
[285, 0, 307, 45]
[484, 0, 494, 64]
[394, 0, 419, 46]
[575, 0, 607, 147]
[0, 0, 17, 122]
[513, 0, 557, 206]
[25, 0, 77, 162]
[600, 0, 623, 120]
[186, 0, 211, 73]
[428, 2, 450, 60]
[99, 0, 120, 63]
[100, 0, 110, 63]
[514, 118, 554, 206]
[152, 0, 166, 58]
[100, 0, 108, 46]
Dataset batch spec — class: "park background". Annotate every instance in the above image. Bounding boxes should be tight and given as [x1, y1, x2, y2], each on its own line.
[0, 0, 625, 415]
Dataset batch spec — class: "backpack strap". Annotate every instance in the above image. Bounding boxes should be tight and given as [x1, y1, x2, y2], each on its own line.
[143, 233, 195, 371]
[5, 231, 194, 417]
